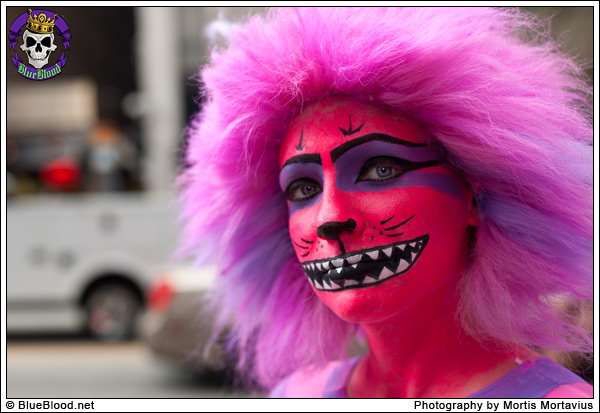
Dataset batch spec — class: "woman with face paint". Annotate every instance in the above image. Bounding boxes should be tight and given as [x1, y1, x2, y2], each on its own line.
[179, 8, 592, 398]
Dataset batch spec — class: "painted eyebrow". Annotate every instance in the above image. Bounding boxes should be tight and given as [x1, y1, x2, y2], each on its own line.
[281, 153, 322, 169]
[330, 133, 428, 163]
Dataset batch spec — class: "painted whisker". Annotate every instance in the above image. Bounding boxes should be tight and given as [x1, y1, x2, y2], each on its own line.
[384, 214, 415, 231]
[293, 240, 309, 249]
[380, 215, 395, 225]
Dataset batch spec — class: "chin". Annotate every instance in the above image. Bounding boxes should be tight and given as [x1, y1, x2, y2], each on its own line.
[314, 275, 413, 324]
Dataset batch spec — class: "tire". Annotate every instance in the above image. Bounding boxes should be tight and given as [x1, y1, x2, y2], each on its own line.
[84, 283, 141, 342]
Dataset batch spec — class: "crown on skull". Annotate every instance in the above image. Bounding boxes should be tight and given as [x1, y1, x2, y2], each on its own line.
[25, 9, 57, 34]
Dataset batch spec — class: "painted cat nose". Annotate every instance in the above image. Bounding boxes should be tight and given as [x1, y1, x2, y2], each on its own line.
[317, 218, 357, 241]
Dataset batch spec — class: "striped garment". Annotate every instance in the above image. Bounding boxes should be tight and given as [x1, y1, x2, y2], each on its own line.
[269, 356, 592, 398]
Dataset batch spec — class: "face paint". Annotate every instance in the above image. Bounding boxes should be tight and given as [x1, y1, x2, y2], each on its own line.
[332, 135, 463, 199]
[295, 130, 306, 150]
[279, 154, 324, 216]
[302, 234, 430, 291]
[279, 97, 478, 322]
[338, 114, 364, 136]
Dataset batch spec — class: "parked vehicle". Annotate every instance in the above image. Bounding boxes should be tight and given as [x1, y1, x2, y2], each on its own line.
[141, 264, 228, 373]
[6, 192, 180, 341]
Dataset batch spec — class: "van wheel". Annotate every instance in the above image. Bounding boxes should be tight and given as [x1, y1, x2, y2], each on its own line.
[84, 284, 141, 342]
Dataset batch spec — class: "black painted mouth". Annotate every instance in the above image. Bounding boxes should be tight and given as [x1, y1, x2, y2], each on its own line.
[301, 235, 429, 291]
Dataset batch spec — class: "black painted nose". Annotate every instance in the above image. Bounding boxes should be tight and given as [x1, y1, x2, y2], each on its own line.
[317, 219, 357, 240]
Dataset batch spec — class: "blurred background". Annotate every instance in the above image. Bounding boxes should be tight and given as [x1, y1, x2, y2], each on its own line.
[4, 6, 594, 398]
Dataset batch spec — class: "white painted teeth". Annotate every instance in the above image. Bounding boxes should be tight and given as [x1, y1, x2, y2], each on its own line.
[302, 236, 423, 275]
[379, 267, 394, 279]
[347, 255, 361, 265]
[367, 251, 379, 260]
[332, 258, 345, 267]
[396, 259, 409, 274]
[304, 236, 427, 291]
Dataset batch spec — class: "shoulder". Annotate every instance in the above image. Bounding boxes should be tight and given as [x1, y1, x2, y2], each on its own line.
[471, 357, 592, 398]
[531, 357, 593, 398]
[268, 357, 361, 398]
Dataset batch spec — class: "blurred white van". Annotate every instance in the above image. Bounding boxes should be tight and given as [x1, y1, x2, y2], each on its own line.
[6, 192, 180, 341]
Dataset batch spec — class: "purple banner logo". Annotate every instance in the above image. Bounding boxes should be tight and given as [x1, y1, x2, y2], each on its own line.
[8, 8, 70, 81]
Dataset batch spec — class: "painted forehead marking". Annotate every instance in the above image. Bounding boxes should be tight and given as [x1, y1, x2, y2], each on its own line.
[281, 153, 322, 169]
[330, 133, 428, 163]
[339, 114, 365, 136]
[295, 129, 306, 151]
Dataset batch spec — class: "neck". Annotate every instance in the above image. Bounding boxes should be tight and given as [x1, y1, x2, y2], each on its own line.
[347, 282, 531, 398]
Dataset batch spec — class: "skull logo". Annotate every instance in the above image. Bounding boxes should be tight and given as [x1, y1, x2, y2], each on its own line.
[20, 29, 57, 69]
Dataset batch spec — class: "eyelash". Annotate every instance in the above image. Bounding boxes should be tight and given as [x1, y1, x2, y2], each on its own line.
[285, 178, 322, 202]
[355, 156, 407, 183]
[355, 156, 443, 184]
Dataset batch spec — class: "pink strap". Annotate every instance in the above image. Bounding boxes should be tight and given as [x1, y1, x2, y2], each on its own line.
[284, 360, 347, 397]
[544, 382, 593, 398]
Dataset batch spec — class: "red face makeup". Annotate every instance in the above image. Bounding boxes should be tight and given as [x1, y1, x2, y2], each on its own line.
[279, 97, 478, 322]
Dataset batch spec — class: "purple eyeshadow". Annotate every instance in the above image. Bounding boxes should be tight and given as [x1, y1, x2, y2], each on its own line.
[279, 162, 324, 193]
[334, 140, 463, 198]
[279, 161, 324, 217]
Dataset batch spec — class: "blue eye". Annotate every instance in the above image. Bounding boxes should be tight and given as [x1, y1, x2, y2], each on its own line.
[355, 156, 443, 183]
[356, 157, 405, 182]
[375, 166, 396, 178]
[285, 178, 322, 202]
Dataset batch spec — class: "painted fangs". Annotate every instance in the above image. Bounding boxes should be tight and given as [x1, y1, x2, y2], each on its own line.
[331, 258, 345, 268]
[347, 255, 361, 265]
[363, 276, 378, 284]
[379, 267, 394, 279]
[367, 251, 379, 260]
[396, 259, 409, 273]
[301, 234, 429, 292]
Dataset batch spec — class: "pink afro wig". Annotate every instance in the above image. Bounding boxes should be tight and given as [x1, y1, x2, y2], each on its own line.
[178, 8, 592, 390]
